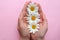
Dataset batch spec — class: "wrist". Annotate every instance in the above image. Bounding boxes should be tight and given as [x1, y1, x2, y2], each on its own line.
[20, 35, 30, 40]
[32, 37, 44, 40]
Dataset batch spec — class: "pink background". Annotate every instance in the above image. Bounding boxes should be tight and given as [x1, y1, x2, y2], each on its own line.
[0, 0, 60, 40]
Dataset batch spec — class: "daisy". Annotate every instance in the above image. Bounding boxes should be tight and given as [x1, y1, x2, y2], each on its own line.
[26, 12, 40, 24]
[27, 2, 38, 14]
[28, 22, 40, 34]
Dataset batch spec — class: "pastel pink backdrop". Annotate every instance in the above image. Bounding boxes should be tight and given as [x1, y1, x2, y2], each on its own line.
[0, 0, 60, 40]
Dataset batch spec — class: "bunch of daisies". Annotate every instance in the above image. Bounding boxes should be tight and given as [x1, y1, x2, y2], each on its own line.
[26, 3, 40, 34]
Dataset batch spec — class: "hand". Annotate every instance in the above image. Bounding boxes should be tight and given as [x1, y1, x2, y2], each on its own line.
[17, 1, 48, 40]
[31, 3, 48, 40]
[17, 1, 31, 40]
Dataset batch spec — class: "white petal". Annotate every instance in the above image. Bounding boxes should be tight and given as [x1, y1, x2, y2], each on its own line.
[27, 26, 30, 28]
[35, 6, 38, 10]
[36, 29, 38, 31]
[33, 30, 35, 34]
[30, 30, 33, 33]
[37, 26, 39, 29]
[37, 24, 40, 26]
[27, 8, 29, 11]
[36, 19, 40, 22]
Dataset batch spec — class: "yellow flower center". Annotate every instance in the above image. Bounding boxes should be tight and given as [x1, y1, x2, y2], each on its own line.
[30, 6, 35, 11]
[32, 25, 36, 29]
[31, 16, 36, 21]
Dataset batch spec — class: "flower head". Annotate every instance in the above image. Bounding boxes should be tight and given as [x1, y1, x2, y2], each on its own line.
[26, 12, 40, 24]
[28, 22, 40, 34]
[27, 3, 38, 14]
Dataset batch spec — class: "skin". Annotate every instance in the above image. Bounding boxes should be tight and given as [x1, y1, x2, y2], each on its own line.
[17, 1, 48, 40]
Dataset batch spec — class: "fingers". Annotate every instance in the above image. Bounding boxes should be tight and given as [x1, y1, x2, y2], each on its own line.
[23, 17, 28, 24]
[42, 13, 47, 22]
[18, 1, 31, 24]
[19, 10, 28, 20]
[21, 1, 31, 20]
[37, 19, 42, 24]
[34, 2, 47, 23]
[39, 12, 48, 34]
[34, 2, 42, 13]
[22, 1, 31, 11]
[34, 2, 43, 22]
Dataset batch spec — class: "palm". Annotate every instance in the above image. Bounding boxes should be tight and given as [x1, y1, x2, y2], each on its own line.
[31, 15, 48, 40]
[18, 15, 30, 37]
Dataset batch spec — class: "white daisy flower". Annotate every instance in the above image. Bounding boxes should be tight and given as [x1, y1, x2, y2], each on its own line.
[28, 22, 40, 34]
[27, 2, 38, 14]
[26, 12, 40, 24]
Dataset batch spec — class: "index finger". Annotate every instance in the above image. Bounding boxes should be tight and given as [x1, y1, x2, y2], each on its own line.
[22, 1, 31, 11]
[42, 13, 47, 22]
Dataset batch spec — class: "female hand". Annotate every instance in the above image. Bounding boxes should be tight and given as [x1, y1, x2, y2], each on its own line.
[17, 1, 31, 40]
[31, 3, 48, 40]
[17, 1, 48, 40]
